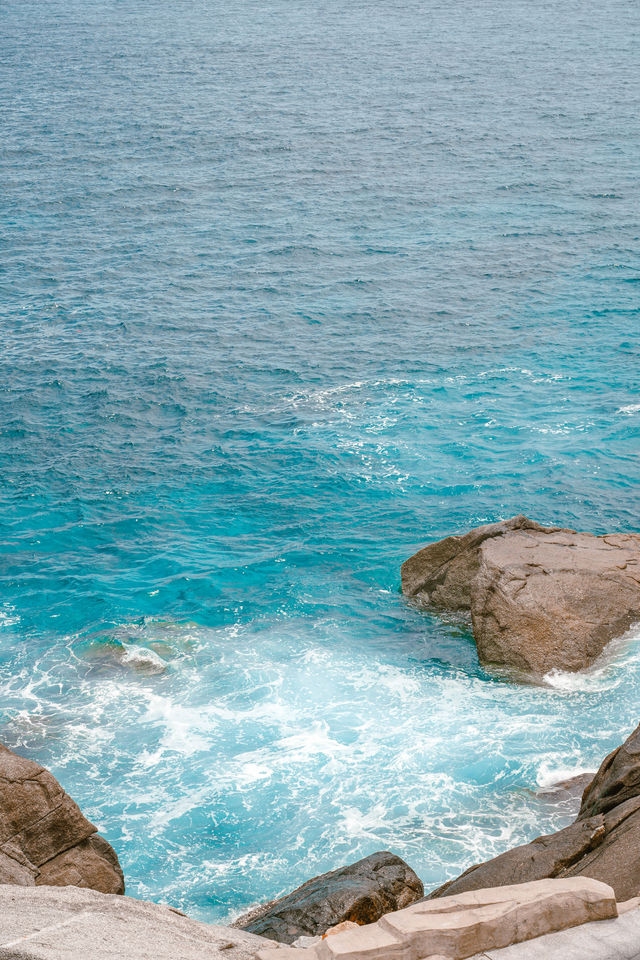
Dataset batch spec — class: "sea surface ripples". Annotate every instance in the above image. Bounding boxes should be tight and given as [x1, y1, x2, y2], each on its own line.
[1, 0, 639, 922]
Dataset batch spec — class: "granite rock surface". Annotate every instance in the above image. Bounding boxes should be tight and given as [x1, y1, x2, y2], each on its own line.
[0, 884, 278, 960]
[401, 515, 640, 675]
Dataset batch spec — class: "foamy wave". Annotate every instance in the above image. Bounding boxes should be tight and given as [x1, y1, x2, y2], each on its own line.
[617, 403, 640, 415]
[543, 623, 640, 691]
[536, 763, 593, 790]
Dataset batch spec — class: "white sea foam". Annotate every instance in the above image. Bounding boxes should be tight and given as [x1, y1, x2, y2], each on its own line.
[617, 403, 640, 415]
[536, 763, 593, 789]
[543, 623, 640, 692]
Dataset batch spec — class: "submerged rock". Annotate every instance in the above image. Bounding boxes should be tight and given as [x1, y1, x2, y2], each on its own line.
[0, 743, 124, 894]
[234, 851, 423, 944]
[425, 722, 640, 903]
[401, 515, 640, 676]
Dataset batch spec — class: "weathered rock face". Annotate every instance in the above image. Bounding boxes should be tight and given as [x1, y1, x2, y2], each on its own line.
[257, 877, 617, 960]
[0, 743, 124, 895]
[0, 884, 279, 960]
[234, 851, 423, 945]
[579, 723, 640, 819]
[401, 515, 640, 676]
[426, 722, 640, 904]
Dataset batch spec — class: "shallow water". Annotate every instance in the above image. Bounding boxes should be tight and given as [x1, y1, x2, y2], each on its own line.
[1, 0, 640, 923]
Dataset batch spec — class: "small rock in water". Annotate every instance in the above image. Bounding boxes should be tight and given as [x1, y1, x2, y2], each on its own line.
[537, 772, 595, 806]
[402, 515, 640, 676]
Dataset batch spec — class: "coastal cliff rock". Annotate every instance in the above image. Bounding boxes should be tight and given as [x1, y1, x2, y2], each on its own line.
[426, 722, 640, 903]
[401, 515, 640, 675]
[234, 851, 423, 944]
[0, 743, 124, 895]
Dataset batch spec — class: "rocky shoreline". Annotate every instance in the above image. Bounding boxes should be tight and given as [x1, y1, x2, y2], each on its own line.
[2, 515, 640, 958]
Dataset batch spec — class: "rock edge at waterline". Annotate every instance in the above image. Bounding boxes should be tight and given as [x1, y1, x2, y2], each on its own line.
[401, 515, 640, 676]
[426, 721, 640, 903]
[0, 743, 124, 895]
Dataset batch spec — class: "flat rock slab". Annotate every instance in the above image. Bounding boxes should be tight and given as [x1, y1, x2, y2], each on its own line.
[259, 877, 617, 960]
[471, 904, 640, 959]
[0, 885, 280, 960]
[401, 515, 640, 676]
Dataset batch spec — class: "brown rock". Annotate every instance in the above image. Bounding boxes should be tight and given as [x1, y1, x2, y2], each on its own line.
[401, 515, 640, 675]
[426, 723, 640, 904]
[234, 851, 423, 944]
[0, 743, 124, 894]
[323, 921, 360, 937]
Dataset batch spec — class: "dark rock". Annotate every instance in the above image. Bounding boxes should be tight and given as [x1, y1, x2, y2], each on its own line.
[234, 851, 423, 944]
[0, 743, 124, 895]
[426, 723, 640, 903]
[401, 515, 640, 676]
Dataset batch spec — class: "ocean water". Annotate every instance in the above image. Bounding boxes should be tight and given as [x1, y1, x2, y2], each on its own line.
[1, 0, 640, 923]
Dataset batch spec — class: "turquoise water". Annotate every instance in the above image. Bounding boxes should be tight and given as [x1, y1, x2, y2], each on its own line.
[1, 0, 640, 923]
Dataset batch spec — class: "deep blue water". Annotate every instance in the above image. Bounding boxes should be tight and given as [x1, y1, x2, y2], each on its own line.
[1, 0, 640, 923]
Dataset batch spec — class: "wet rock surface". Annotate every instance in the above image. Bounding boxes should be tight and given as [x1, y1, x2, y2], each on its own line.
[234, 851, 423, 944]
[401, 515, 640, 676]
[0, 744, 124, 895]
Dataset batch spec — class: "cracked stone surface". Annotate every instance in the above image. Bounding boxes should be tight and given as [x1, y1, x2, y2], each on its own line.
[257, 878, 617, 960]
[0, 884, 279, 960]
[0, 744, 124, 895]
[401, 515, 640, 676]
[470, 904, 640, 959]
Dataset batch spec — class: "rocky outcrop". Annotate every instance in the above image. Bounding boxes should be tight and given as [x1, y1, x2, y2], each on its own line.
[0, 884, 279, 960]
[257, 877, 617, 960]
[426, 722, 640, 904]
[0, 744, 124, 895]
[234, 851, 423, 944]
[401, 515, 640, 676]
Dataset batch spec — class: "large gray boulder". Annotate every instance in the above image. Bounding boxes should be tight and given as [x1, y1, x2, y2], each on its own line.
[426, 722, 640, 904]
[0, 744, 124, 895]
[0, 884, 278, 960]
[234, 851, 423, 944]
[401, 515, 640, 676]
